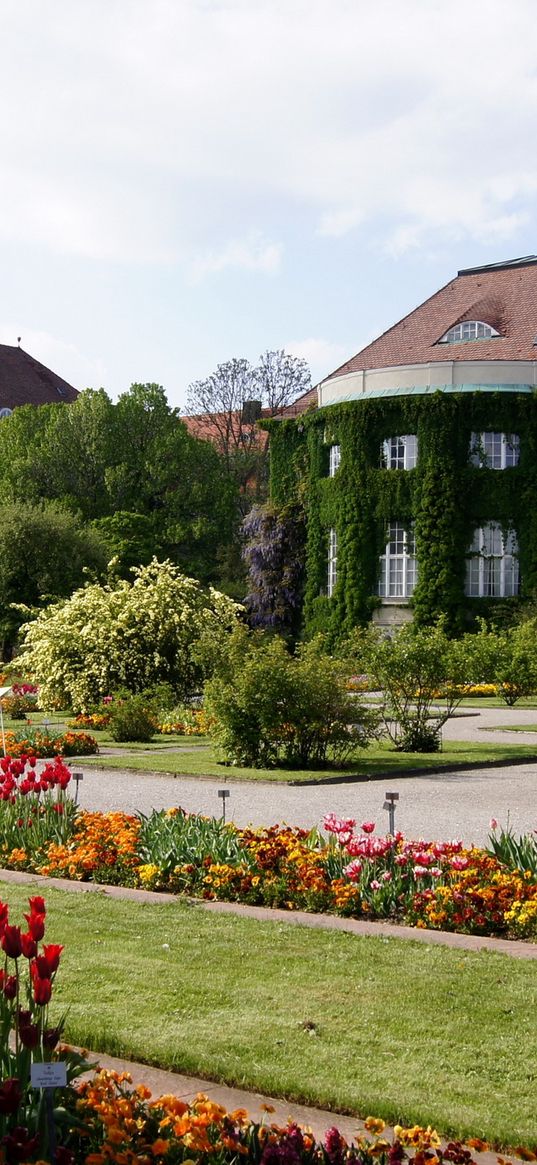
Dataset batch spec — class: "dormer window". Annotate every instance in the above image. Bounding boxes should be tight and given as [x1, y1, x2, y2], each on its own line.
[438, 321, 500, 343]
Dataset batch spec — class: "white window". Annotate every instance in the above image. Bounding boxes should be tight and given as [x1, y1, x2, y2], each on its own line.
[327, 528, 338, 597]
[329, 444, 341, 476]
[465, 524, 519, 597]
[469, 432, 520, 469]
[381, 435, 417, 470]
[378, 523, 417, 599]
[439, 321, 500, 343]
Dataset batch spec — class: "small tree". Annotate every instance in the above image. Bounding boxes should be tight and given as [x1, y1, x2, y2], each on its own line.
[204, 628, 378, 768]
[358, 622, 494, 752]
[494, 619, 537, 705]
[16, 559, 240, 711]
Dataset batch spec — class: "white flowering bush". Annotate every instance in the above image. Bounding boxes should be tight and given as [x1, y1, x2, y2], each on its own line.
[16, 559, 241, 711]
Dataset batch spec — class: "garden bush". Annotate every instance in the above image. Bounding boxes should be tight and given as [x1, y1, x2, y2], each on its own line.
[205, 628, 378, 767]
[16, 559, 241, 711]
[108, 695, 157, 742]
[350, 621, 497, 753]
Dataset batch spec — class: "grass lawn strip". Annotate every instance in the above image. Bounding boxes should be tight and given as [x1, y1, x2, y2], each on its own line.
[81, 738, 537, 781]
[485, 724, 537, 733]
[3, 879, 534, 1150]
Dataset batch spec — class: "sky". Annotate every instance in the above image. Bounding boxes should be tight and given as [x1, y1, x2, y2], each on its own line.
[2, 0, 537, 410]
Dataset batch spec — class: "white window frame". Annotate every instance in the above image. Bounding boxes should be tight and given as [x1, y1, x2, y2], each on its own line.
[329, 444, 341, 477]
[465, 523, 519, 598]
[327, 528, 338, 597]
[438, 321, 500, 343]
[380, 435, 417, 470]
[378, 522, 417, 599]
[469, 432, 520, 469]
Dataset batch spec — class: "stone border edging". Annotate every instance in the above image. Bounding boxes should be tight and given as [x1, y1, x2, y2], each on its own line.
[0, 866, 535, 959]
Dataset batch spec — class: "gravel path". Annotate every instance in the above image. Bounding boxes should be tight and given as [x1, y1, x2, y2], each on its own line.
[60, 706, 537, 846]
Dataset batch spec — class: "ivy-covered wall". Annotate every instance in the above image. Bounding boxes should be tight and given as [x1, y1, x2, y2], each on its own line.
[265, 390, 537, 639]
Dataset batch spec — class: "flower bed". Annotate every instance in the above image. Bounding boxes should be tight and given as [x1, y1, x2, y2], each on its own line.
[0, 761, 533, 940]
[3, 730, 98, 758]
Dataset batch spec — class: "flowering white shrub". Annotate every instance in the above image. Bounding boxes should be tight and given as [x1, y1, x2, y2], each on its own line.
[17, 559, 240, 711]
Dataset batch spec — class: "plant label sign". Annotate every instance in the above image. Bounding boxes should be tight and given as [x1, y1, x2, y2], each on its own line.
[31, 1062, 67, 1089]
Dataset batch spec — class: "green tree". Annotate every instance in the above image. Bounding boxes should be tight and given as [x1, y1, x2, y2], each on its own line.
[494, 619, 537, 705]
[0, 386, 238, 584]
[205, 627, 377, 768]
[0, 501, 109, 655]
[16, 559, 240, 711]
[356, 621, 494, 752]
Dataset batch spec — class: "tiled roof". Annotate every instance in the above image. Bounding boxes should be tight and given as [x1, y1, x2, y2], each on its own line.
[279, 386, 318, 415]
[0, 345, 78, 407]
[326, 256, 537, 381]
[183, 388, 318, 446]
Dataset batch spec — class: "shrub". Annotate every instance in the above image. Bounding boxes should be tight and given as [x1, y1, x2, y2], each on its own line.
[353, 621, 497, 753]
[204, 628, 378, 768]
[108, 695, 157, 742]
[16, 559, 241, 711]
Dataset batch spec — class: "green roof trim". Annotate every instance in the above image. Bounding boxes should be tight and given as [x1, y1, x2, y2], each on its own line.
[319, 383, 534, 407]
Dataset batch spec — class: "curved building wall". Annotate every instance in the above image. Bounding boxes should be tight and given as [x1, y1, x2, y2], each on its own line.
[268, 384, 537, 639]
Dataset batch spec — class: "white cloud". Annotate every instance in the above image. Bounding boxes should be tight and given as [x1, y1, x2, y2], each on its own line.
[189, 235, 283, 282]
[0, 0, 536, 262]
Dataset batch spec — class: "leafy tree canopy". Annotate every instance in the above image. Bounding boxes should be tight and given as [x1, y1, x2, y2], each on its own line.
[0, 385, 237, 583]
[0, 501, 109, 654]
[16, 559, 241, 712]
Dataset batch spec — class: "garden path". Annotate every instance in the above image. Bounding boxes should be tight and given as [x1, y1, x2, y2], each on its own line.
[55, 706, 537, 845]
[72, 756, 537, 846]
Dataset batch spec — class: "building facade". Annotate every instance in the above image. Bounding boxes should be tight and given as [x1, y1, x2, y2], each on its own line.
[267, 256, 537, 637]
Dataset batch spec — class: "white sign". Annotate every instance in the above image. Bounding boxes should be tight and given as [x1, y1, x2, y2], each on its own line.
[31, 1062, 67, 1089]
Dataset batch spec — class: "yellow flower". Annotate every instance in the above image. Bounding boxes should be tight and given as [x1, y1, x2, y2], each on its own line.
[364, 1117, 385, 1135]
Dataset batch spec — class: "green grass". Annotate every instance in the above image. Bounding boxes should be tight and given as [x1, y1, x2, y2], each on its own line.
[82, 738, 537, 781]
[439, 696, 537, 710]
[2, 880, 535, 1149]
[2, 713, 208, 751]
[486, 723, 537, 733]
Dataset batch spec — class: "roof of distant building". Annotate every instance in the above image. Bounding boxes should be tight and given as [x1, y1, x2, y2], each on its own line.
[326, 255, 537, 381]
[0, 344, 78, 408]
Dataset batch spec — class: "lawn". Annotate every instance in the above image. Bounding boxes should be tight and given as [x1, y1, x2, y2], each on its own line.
[487, 723, 537, 733]
[82, 737, 537, 781]
[3, 879, 535, 1150]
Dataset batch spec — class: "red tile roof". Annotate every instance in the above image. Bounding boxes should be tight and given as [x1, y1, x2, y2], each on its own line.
[326, 256, 537, 381]
[0, 345, 78, 408]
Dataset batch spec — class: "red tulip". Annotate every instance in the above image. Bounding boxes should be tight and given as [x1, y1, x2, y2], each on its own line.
[20, 932, 37, 960]
[25, 914, 45, 942]
[28, 896, 46, 916]
[2, 1126, 39, 1161]
[18, 1020, 39, 1049]
[32, 975, 51, 1006]
[43, 1025, 61, 1049]
[3, 975, 17, 1000]
[41, 944, 63, 974]
[0, 1078, 21, 1115]
[0, 900, 9, 937]
[2, 925, 22, 959]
